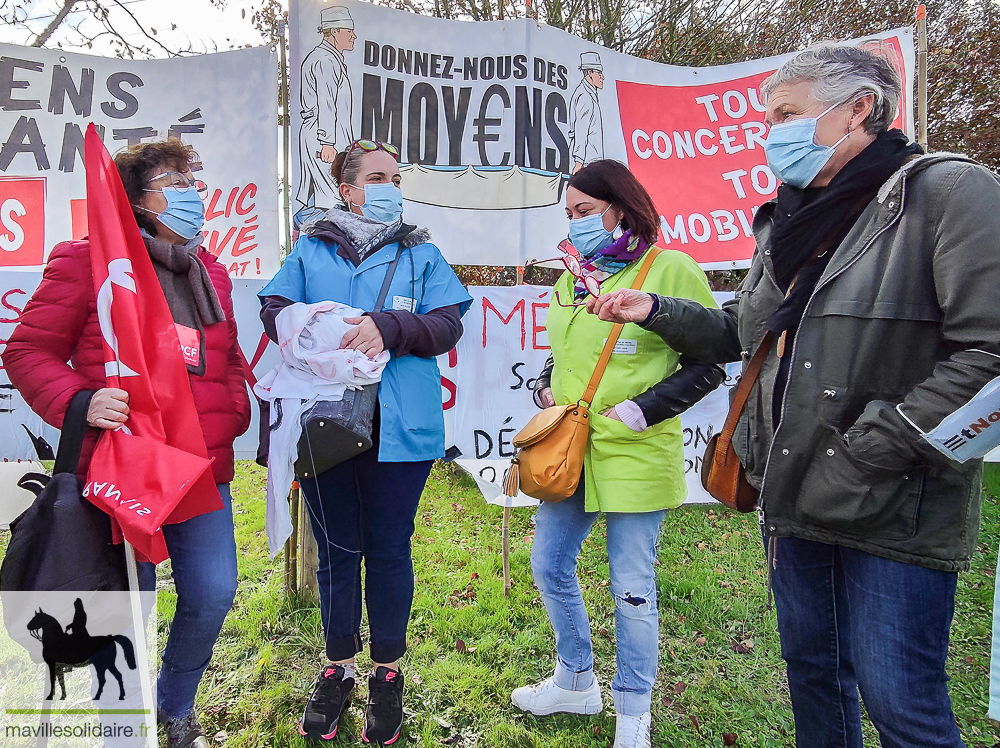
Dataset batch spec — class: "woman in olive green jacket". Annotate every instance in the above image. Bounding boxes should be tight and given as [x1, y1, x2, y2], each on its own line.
[510, 160, 722, 748]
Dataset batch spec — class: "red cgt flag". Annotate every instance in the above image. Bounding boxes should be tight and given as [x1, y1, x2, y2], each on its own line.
[82, 123, 220, 564]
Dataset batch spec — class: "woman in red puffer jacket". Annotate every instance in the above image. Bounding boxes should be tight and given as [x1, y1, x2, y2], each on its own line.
[3, 139, 250, 748]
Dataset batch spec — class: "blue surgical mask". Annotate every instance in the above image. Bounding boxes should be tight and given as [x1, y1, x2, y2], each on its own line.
[139, 186, 205, 240]
[351, 183, 403, 224]
[764, 103, 852, 189]
[568, 206, 618, 257]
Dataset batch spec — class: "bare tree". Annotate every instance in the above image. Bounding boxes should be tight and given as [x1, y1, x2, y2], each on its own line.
[2, 0, 248, 58]
[726, 0, 1000, 166]
[30, 0, 78, 47]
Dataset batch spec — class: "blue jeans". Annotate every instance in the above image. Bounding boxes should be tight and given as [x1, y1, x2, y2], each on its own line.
[299, 440, 433, 664]
[530, 482, 665, 716]
[770, 536, 965, 748]
[138, 483, 238, 720]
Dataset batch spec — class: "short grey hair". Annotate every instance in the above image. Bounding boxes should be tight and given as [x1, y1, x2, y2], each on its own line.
[760, 43, 902, 134]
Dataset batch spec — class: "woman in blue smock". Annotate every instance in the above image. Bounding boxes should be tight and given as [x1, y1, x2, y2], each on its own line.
[258, 140, 471, 745]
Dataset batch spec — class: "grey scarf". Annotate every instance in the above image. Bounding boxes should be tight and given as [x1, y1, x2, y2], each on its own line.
[307, 207, 404, 261]
[141, 230, 226, 377]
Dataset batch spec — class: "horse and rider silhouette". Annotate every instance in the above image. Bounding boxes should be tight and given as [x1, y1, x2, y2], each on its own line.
[27, 598, 137, 701]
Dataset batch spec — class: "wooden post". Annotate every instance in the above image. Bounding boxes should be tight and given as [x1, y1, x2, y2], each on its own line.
[916, 5, 929, 149]
[298, 485, 319, 601]
[284, 483, 300, 599]
[502, 506, 512, 597]
[501, 265, 526, 598]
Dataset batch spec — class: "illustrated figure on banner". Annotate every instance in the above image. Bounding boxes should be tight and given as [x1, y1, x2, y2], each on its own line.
[295, 6, 357, 227]
[569, 52, 605, 174]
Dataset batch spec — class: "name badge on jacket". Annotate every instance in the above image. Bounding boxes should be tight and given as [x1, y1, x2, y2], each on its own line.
[602, 338, 638, 355]
[392, 296, 417, 312]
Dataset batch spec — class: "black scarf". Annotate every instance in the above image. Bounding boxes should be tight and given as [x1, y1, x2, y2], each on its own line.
[767, 129, 923, 337]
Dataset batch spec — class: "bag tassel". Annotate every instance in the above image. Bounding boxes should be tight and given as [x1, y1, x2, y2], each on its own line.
[503, 459, 520, 497]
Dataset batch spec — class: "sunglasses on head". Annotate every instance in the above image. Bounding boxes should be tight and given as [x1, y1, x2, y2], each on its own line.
[524, 239, 601, 304]
[341, 140, 400, 181]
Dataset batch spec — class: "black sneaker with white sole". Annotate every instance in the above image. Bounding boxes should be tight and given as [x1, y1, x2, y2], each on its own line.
[362, 667, 404, 745]
[300, 664, 355, 741]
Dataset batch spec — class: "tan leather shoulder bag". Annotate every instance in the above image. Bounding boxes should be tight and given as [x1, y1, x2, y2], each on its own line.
[701, 332, 772, 512]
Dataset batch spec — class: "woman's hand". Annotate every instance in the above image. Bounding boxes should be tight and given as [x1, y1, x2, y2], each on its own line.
[537, 387, 556, 408]
[87, 388, 129, 430]
[341, 316, 385, 358]
[601, 405, 624, 422]
[587, 290, 654, 324]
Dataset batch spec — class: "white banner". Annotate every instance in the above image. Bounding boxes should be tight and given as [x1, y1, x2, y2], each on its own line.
[0, 43, 280, 280]
[441, 286, 738, 505]
[289, 0, 913, 268]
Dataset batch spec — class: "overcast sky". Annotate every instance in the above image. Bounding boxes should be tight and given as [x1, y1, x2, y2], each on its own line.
[1, 0, 277, 57]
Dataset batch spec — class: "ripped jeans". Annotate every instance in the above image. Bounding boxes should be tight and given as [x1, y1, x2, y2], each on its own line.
[531, 481, 665, 716]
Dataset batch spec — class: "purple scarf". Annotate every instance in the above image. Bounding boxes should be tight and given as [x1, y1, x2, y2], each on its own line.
[574, 230, 650, 298]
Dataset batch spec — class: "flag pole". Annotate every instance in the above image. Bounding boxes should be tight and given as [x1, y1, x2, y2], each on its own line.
[916, 5, 929, 149]
[107, 249, 157, 747]
[125, 541, 159, 748]
[109, 289, 157, 746]
[278, 19, 293, 256]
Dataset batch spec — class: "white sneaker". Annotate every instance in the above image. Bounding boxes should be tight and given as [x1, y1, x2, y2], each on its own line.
[510, 676, 603, 716]
[613, 711, 652, 748]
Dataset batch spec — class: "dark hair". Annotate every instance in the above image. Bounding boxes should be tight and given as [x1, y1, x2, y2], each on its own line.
[114, 139, 197, 235]
[568, 160, 659, 244]
[331, 146, 372, 206]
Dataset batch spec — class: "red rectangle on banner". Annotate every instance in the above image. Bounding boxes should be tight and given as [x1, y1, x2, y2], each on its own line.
[71, 198, 88, 240]
[617, 71, 778, 267]
[617, 36, 907, 267]
[0, 177, 45, 267]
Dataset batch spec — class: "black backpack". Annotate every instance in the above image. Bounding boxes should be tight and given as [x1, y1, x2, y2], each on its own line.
[0, 390, 128, 594]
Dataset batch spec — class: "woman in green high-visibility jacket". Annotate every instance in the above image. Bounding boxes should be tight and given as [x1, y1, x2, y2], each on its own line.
[511, 160, 724, 748]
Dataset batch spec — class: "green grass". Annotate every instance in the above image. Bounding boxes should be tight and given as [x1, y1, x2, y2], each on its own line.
[3, 463, 999, 746]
